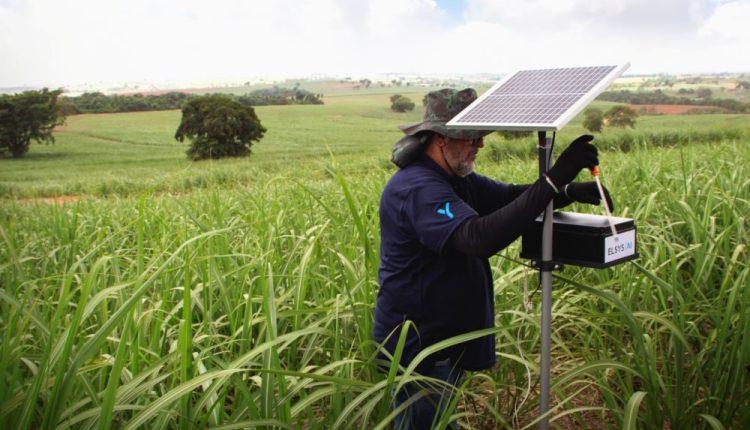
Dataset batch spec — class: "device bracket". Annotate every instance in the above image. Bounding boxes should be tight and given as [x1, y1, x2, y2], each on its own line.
[530, 260, 564, 271]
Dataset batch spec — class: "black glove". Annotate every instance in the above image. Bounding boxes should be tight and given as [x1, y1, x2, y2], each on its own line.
[546, 135, 599, 187]
[564, 182, 615, 212]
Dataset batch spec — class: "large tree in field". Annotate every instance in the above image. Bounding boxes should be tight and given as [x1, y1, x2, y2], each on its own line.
[604, 105, 638, 129]
[390, 95, 415, 112]
[0, 88, 65, 158]
[174, 95, 266, 161]
[583, 108, 605, 132]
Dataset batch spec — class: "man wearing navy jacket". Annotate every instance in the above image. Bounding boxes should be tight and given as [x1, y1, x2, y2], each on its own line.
[374, 88, 612, 429]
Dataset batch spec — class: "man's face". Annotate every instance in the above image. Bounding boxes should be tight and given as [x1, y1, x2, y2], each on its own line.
[441, 135, 484, 177]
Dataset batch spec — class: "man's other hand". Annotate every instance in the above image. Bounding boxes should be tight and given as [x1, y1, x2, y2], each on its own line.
[564, 181, 614, 212]
[547, 135, 599, 187]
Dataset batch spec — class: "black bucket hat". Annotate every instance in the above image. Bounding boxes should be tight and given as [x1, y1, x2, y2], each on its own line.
[391, 88, 491, 167]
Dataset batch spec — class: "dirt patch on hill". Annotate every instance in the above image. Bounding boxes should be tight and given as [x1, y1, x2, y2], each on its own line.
[17, 195, 82, 205]
[630, 104, 723, 115]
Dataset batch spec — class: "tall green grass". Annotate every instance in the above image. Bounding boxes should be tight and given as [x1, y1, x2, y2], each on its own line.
[483, 141, 750, 429]
[1, 135, 748, 428]
[483, 127, 747, 163]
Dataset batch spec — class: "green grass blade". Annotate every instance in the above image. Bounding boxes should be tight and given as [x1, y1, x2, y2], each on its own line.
[98, 310, 134, 430]
[699, 413, 726, 430]
[621, 391, 647, 430]
[122, 369, 244, 430]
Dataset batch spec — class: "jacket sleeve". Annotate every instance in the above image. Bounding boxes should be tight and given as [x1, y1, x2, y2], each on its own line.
[505, 183, 575, 209]
[473, 175, 573, 214]
[448, 177, 567, 258]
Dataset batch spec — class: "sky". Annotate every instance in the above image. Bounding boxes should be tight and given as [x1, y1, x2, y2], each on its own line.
[1, 0, 749, 88]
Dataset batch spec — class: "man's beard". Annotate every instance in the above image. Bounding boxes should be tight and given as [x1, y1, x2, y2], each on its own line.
[442, 146, 475, 177]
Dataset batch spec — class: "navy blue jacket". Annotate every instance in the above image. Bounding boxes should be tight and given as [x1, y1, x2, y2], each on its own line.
[374, 155, 530, 372]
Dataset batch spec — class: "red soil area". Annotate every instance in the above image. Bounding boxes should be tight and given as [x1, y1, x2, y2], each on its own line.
[18, 195, 82, 205]
[629, 104, 722, 115]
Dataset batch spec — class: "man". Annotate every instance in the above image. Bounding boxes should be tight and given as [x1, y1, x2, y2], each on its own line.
[374, 88, 612, 429]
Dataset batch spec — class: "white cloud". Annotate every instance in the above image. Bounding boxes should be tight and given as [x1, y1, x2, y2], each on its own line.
[699, 0, 750, 41]
[436, 0, 750, 75]
[0, 0, 748, 88]
[464, 0, 709, 34]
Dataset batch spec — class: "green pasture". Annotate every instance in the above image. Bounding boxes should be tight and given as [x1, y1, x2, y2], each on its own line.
[0, 92, 419, 198]
[1, 90, 749, 429]
[1, 91, 749, 199]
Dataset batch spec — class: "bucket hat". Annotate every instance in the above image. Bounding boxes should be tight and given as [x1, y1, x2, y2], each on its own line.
[391, 88, 491, 167]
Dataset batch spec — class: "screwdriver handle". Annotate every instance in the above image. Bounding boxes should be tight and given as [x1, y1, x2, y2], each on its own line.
[591, 166, 618, 237]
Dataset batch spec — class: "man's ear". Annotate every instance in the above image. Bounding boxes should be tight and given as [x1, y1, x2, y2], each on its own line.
[436, 134, 448, 148]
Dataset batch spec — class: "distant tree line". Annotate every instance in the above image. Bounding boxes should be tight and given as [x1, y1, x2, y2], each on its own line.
[62, 92, 192, 114]
[63, 87, 323, 114]
[236, 87, 323, 107]
[597, 90, 750, 113]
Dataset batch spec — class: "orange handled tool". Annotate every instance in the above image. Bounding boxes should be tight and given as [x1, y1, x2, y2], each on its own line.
[591, 166, 618, 237]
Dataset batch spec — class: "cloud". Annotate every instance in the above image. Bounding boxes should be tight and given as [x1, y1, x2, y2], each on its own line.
[434, 0, 750, 74]
[699, 0, 750, 41]
[0, 0, 748, 87]
[463, 0, 710, 35]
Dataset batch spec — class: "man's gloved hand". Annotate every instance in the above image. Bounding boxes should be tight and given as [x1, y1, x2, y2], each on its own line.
[546, 135, 599, 187]
[564, 182, 615, 212]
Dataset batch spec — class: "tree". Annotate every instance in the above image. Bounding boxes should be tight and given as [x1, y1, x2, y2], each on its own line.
[604, 105, 638, 129]
[390, 95, 415, 113]
[695, 87, 713, 99]
[0, 88, 65, 158]
[582, 108, 605, 132]
[293, 88, 323, 105]
[174, 95, 266, 161]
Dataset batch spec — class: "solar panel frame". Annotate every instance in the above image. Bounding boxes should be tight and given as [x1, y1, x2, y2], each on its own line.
[447, 63, 630, 132]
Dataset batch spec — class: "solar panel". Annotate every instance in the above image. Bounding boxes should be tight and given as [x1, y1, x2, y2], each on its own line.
[447, 63, 629, 132]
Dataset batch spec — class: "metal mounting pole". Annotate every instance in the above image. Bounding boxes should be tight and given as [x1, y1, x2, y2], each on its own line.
[537, 131, 554, 430]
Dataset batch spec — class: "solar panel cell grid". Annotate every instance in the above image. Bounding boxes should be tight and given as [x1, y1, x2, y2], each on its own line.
[458, 94, 580, 124]
[494, 66, 615, 96]
[447, 64, 628, 130]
